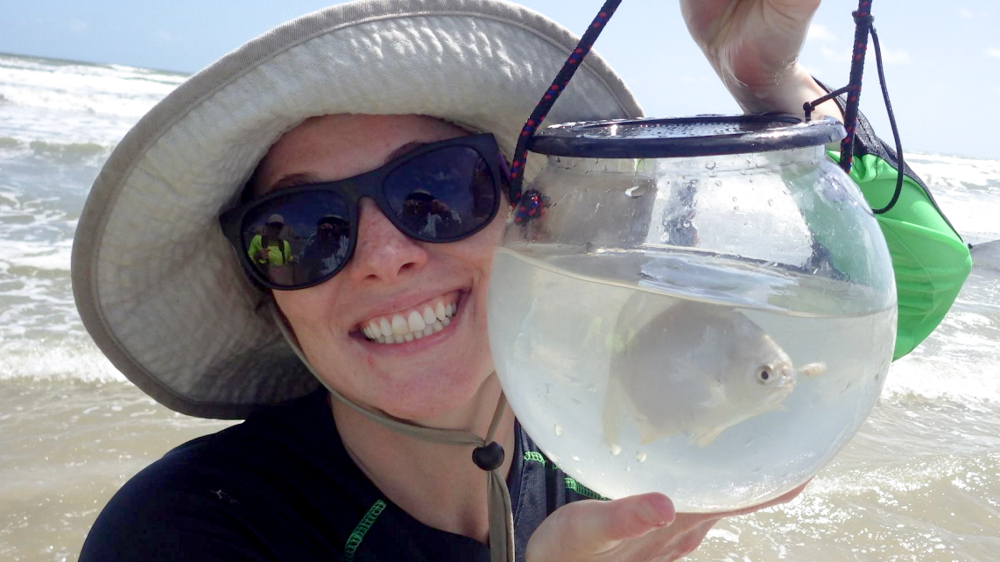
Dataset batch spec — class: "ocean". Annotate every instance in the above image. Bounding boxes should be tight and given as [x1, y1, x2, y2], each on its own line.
[1, 52, 998, 561]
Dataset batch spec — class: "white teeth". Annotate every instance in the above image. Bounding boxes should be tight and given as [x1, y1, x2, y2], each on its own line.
[422, 306, 437, 326]
[408, 311, 426, 332]
[362, 299, 458, 344]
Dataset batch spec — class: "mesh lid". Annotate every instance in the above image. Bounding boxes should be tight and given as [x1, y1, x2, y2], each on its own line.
[527, 114, 845, 158]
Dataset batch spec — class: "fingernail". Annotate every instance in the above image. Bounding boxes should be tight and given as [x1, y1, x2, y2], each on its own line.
[641, 497, 672, 527]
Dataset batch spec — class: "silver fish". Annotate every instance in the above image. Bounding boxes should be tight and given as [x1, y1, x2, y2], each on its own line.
[602, 296, 825, 448]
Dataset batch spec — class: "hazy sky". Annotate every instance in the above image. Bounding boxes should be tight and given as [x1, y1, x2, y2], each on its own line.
[2, 1, 997, 159]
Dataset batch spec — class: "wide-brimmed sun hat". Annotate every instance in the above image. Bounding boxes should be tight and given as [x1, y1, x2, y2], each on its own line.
[72, 0, 642, 420]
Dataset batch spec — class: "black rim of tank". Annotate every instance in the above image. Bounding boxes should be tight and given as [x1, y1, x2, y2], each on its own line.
[526, 114, 846, 158]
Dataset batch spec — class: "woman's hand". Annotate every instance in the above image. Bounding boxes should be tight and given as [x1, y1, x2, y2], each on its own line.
[680, 0, 839, 120]
[526, 483, 807, 562]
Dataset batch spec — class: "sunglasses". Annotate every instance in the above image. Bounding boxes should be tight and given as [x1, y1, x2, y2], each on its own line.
[220, 133, 506, 290]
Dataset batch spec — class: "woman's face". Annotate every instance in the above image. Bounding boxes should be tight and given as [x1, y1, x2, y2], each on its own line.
[256, 114, 506, 422]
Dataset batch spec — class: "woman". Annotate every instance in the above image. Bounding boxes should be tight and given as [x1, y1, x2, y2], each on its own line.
[73, 0, 967, 561]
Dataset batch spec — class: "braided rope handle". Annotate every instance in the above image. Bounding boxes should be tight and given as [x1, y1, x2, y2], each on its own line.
[507, 0, 624, 204]
[839, 0, 873, 173]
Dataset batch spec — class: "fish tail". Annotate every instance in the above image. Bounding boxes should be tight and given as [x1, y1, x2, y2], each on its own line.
[800, 362, 827, 378]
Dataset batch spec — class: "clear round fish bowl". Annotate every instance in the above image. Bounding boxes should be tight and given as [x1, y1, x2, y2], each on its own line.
[488, 116, 897, 512]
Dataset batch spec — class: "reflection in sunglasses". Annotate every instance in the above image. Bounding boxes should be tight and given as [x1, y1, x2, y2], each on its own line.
[300, 214, 350, 280]
[247, 224, 293, 267]
[400, 191, 464, 239]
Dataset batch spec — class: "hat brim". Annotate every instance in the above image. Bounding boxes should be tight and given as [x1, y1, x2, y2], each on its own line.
[72, 0, 642, 419]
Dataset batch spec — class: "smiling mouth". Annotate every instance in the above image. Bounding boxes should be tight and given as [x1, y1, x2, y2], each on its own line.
[357, 293, 460, 344]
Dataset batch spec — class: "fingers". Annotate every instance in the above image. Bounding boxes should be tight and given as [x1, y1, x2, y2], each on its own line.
[527, 482, 810, 562]
[574, 494, 676, 550]
[527, 494, 675, 560]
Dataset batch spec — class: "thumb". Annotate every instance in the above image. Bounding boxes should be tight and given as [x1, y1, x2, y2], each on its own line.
[528, 493, 675, 560]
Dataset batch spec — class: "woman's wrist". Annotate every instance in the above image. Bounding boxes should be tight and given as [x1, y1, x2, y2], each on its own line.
[729, 64, 844, 123]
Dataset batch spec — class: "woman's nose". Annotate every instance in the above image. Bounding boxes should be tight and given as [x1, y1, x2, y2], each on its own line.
[346, 198, 429, 283]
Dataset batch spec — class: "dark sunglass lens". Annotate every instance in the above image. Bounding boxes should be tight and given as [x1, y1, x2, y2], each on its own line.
[241, 191, 351, 287]
[384, 146, 497, 240]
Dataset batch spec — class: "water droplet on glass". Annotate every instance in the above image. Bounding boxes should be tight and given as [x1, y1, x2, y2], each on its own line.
[767, 199, 774, 207]
[554, 424, 563, 437]
[732, 196, 737, 202]
[705, 161, 716, 170]
[715, 180, 722, 187]
[734, 206, 740, 211]
[610, 444, 622, 456]
[571, 455, 581, 462]
[636, 451, 647, 463]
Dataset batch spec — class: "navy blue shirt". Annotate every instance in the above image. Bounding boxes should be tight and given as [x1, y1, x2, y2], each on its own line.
[80, 389, 602, 561]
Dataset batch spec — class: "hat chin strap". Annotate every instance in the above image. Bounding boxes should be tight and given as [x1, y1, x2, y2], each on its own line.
[268, 300, 514, 562]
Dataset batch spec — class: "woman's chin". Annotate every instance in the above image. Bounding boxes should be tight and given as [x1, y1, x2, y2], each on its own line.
[369, 367, 496, 425]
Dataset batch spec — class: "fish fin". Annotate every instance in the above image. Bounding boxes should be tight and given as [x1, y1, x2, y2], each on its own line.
[691, 425, 727, 448]
[601, 377, 623, 446]
[700, 379, 727, 408]
[799, 362, 827, 378]
[636, 420, 662, 444]
[605, 332, 625, 354]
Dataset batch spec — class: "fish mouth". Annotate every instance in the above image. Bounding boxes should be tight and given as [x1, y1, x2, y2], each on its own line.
[779, 371, 796, 391]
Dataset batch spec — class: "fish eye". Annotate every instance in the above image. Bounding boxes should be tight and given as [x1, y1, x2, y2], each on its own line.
[756, 366, 774, 384]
